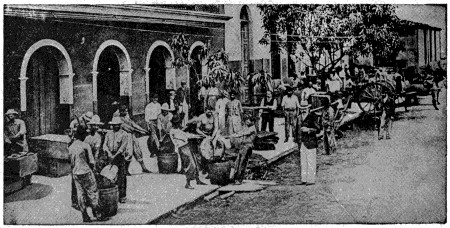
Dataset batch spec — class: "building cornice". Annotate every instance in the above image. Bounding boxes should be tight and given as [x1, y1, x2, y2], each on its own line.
[5, 5, 232, 25]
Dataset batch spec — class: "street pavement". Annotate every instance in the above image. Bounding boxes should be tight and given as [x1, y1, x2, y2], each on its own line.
[156, 90, 447, 224]
[4, 115, 296, 224]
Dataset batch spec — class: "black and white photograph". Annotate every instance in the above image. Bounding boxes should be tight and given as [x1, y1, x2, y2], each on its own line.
[2, 2, 447, 225]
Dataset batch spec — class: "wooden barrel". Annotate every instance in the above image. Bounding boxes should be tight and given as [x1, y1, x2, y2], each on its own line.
[98, 185, 119, 217]
[157, 153, 178, 174]
[208, 160, 233, 186]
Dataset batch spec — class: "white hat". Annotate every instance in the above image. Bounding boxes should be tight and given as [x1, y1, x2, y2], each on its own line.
[161, 103, 174, 111]
[83, 111, 94, 121]
[88, 115, 103, 125]
[109, 117, 123, 125]
[5, 109, 19, 115]
[300, 100, 311, 109]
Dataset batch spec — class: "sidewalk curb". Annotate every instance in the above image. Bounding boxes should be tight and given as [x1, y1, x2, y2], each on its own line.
[147, 145, 298, 224]
[146, 186, 220, 224]
[267, 146, 298, 165]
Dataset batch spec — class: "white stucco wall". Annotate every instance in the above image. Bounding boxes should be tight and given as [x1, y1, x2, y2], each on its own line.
[224, 4, 270, 62]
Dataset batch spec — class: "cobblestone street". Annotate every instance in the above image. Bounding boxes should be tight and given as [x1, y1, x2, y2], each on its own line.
[157, 94, 447, 224]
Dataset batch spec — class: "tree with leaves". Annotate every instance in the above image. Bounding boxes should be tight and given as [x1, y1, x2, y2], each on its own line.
[258, 4, 406, 89]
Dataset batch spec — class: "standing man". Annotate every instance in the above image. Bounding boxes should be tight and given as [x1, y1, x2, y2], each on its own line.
[226, 91, 243, 135]
[377, 92, 395, 140]
[170, 120, 206, 189]
[145, 94, 161, 157]
[103, 117, 129, 203]
[84, 115, 103, 163]
[207, 82, 220, 111]
[322, 98, 336, 155]
[228, 114, 257, 185]
[259, 90, 277, 132]
[69, 126, 105, 222]
[297, 101, 320, 185]
[118, 105, 151, 174]
[301, 82, 317, 103]
[157, 103, 174, 155]
[215, 91, 230, 134]
[175, 81, 190, 127]
[4, 109, 28, 156]
[281, 87, 300, 142]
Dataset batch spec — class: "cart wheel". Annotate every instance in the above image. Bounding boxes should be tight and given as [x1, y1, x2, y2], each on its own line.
[356, 82, 392, 113]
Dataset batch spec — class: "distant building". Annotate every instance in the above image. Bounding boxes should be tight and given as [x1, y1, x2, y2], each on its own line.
[395, 20, 443, 73]
[4, 5, 231, 137]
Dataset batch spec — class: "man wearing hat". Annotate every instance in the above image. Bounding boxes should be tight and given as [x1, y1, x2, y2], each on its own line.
[145, 94, 162, 157]
[296, 100, 320, 185]
[103, 117, 129, 203]
[84, 115, 103, 164]
[157, 103, 174, 142]
[301, 82, 316, 103]
[281, 87, 300, 142]
[175, 81, 190, 127]
[259, 90, 277, 133]
[118, 105, 151, 174]
[157, 103, 175, 156]
[70, 111, 94, 134]
[4, 109, 28, 156]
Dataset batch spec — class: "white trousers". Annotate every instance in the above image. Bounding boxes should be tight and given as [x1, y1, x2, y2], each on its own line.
[181, 101, 189, 127]
[300, 143, 317, 183]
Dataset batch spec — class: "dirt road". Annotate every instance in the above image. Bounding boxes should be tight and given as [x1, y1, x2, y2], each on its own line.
[157, 92, 447, 224]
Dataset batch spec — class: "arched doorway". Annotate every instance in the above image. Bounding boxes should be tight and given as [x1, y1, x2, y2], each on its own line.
[189, 43, 205, 117]
[92, 40, 132, 122]
[97, 46, 122, 122]
[148, 45, 173, 103]
[25, 47, 71, 136]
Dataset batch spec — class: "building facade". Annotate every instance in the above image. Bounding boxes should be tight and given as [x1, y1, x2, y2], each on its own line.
[397, 21, 443, 73]
[4, 5, 231, 137]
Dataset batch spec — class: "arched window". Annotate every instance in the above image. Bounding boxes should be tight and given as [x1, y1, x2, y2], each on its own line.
[240, 6, 250, 76]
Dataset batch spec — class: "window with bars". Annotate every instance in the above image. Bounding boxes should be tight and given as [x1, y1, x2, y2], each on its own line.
[240, 7, 250, 77]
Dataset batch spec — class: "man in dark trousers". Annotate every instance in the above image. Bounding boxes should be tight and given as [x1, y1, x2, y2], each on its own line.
[69, 126, 106, 222]
[377, 92, 395, 140]
[103, 117, 129, 203]
[259, 90, 277, 132]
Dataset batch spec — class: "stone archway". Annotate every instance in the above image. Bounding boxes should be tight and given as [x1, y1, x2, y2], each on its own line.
[19, 39, 74, 136]
[145, 40, 174, 103]
[92, 40, 132, 119]
[20, 39, 74, 111]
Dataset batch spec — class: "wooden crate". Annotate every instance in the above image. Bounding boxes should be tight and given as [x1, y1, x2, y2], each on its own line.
[4, 153, 38, 177]
[37, 157, 71, 177]
[29, 134, 71, 160]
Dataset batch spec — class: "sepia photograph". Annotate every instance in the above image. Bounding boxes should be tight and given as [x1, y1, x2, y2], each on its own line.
[2, 2, 447, 225]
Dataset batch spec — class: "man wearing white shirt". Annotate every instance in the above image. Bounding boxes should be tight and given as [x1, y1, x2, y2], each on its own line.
[282, 87, 300, 142]
[145, 94, 161, 156]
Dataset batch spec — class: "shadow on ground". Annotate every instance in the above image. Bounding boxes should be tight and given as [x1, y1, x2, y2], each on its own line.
[4, 183, 53, 203]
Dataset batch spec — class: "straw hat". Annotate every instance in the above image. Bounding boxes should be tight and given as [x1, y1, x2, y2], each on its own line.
[109, 117, 123, 125]
[5, 109, 18, 115]
[161, 103, 173, 111]
[299, 100, 311, 109]
[83, 112, 93, 122]
[88, 115, 103, 125]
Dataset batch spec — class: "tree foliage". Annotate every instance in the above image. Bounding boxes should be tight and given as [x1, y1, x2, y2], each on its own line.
[258, 4, 405, 76]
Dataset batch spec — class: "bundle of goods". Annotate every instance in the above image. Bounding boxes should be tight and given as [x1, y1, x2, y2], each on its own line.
[253, 131, 279, 151]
